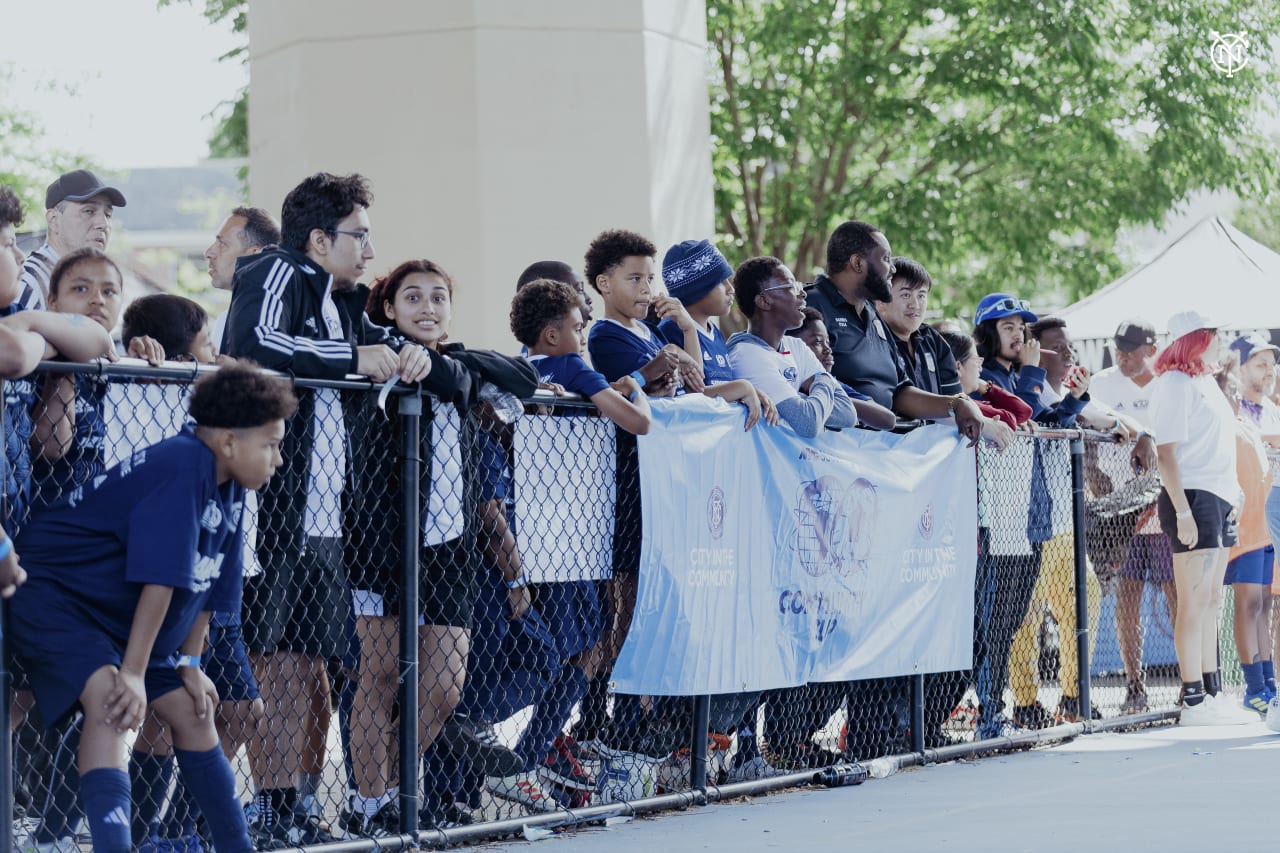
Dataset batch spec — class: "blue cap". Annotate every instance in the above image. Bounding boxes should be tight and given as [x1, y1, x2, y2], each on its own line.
[662, 240, 733, 305]
[974, 292, 1038, 326]
[1230, 333, 1280, 365]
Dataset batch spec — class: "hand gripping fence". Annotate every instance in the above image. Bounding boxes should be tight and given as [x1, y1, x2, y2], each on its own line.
[0, 360, 1196, 853]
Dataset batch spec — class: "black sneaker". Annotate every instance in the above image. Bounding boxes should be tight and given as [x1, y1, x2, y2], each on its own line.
[437, 714, 525, 777]
[1012, 701, 1055, 730]
[342, 801, 401, 838]
[282, 808, 338, 845]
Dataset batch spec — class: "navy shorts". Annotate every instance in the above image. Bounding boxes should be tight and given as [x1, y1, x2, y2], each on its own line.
[533, 580, 605, 660]
[10, 581, 186, 729]
[204, 610, 259, 703]
[1157, 489, 1238, 553]
[1225, 545, 1275, 586]
[1118, 532, 1174, 584]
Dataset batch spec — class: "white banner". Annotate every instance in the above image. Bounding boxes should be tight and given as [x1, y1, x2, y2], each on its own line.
[612, 396, 978, 696]
[514, 415, 617, 583]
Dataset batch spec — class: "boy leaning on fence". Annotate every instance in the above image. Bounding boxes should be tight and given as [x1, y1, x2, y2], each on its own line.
[7, 363, 298, 853]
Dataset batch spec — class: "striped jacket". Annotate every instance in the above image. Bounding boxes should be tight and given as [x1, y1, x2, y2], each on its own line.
[221, 246, 391, 377]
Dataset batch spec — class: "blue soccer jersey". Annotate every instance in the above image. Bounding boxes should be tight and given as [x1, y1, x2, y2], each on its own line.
[30, 373, 110, 509]
[656, 319, 735, 385]
[2, 374, 37, 533]
[528, 353, 609, 399]
[14, 426, 245, 668]
[587, 319, 665, 383]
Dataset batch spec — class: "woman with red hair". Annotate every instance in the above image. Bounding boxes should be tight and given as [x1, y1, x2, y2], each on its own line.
[1149, 311, 1252, 725]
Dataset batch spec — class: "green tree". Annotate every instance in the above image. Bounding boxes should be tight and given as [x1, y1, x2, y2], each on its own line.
[0, 66, 88, 223]
[708, 0, 1280, 315]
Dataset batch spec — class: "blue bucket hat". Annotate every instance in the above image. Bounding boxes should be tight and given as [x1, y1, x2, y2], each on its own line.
[662, 239, 733, 305]
[974, 292, 1038, 326]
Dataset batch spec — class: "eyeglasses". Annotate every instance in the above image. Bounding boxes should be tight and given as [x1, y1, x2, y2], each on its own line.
[760, 282, 805, 297]
[331, 229, 372, 250]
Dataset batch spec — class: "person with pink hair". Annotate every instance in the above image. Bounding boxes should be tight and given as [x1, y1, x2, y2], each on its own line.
[1149, 311, 1253, 726]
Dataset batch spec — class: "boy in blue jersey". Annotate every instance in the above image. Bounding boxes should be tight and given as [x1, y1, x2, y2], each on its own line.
[9, 363, 298, 853]
[656, 239, 736, 384]
[513, 278, 651, 431]
[508, 279, 650, 797]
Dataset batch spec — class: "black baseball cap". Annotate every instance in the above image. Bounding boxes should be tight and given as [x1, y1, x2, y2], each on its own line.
[45, 170, 127, 210]
[1113, 319, 1156, 352]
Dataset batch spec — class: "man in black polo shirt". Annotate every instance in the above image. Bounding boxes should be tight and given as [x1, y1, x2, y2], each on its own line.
[876, 257, 962, 397]
[804, 220, 982, 439]
[797, 222, 982, 759]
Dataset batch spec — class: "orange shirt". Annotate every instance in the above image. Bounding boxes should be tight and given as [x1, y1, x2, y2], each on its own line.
[1229, 418, 1273, 560]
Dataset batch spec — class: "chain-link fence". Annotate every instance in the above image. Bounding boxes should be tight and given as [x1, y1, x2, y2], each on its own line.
[3, 363, 1238, 852]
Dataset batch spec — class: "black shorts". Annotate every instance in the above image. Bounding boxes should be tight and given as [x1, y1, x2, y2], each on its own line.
[1157, 488, 1238, 553]
[242, 536, 351, 659]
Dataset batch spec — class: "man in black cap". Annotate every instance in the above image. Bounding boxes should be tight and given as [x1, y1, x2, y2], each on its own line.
[15, 170, 127, 313]
[1089, 317, 1165, 713]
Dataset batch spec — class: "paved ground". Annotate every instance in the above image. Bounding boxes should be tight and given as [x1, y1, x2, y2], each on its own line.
[452, 719, 1278, 853]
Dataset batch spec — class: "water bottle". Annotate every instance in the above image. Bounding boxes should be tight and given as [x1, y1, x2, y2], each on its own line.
[812, 762, 868, 787]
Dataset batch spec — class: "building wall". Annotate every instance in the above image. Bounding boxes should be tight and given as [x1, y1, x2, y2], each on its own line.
[248, 0, 715, 352]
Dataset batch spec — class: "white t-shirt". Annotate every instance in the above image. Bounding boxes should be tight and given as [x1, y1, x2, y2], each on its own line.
[1089, 366, 1155, 429]
[303, 291, 348, 538]
[1148, 371, 1239, 502]
[727, 334, 825, 405]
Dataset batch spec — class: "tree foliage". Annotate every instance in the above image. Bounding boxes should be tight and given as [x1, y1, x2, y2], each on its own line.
[0, 67, 89, 223]
[707, 0, 1280, 314]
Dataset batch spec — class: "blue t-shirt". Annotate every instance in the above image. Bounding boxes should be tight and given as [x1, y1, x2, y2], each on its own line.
[587, 319, 665, 383]
[2, 374, 37, 533]
[15, 427, 246, 664]
[30, 373, 109, 510]
[656, 319, 735, 385]
[529, 353, 609, 399]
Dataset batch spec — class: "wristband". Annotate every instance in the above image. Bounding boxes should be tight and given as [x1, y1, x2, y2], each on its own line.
[629, 370, 647, 389]
[173, 654, 202, 670]
[628, 390, 641, 402]
[0, 537, 12, 561]
[505, 575, 528, 590]
[946, 394, 967, 416]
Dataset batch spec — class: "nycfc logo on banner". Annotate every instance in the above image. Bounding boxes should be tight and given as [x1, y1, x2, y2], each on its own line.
[793, 475, 878, 578]
[1209, 32, 1249, 77]
[918, 502, 934, 540]
[707, 486, 725, 540]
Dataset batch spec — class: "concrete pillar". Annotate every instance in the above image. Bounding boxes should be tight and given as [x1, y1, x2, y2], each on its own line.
[248, 0, 715, 351]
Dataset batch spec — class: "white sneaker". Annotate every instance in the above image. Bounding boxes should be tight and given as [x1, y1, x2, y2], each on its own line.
[1212, 694, 1262, 725]
[1266, 696, 1280, 733]
[727, 755, 789, 782]
[1179, 696, 1220, 726]
[486, 772, 559, 813]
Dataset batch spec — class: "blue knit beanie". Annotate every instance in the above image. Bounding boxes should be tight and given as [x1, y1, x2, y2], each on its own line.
[662, 239, 733, 305]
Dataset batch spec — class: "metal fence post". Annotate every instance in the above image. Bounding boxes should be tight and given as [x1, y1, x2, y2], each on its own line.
[1069, 436, 1092, 717]
[690, 695, 710, 789]
[0, 376, 11, 853]
[910, 674, 925, 753]
[398, 391, 423, 837]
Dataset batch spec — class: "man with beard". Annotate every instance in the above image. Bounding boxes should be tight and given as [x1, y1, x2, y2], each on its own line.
[799, 222, 983, 761]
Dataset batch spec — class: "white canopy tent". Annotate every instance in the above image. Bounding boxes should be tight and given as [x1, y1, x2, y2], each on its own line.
[1058, 217, 1280, 369]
